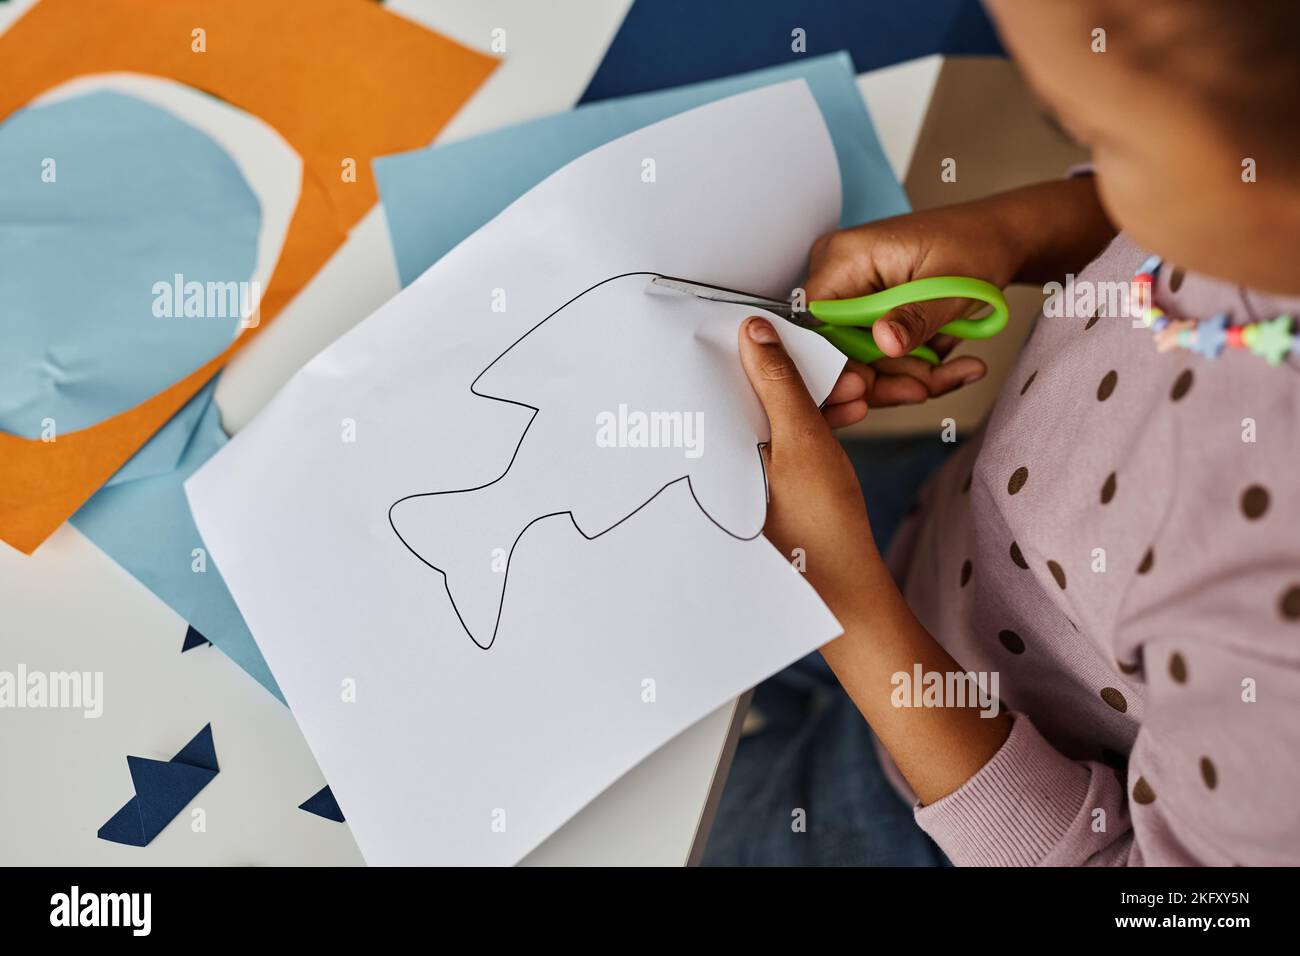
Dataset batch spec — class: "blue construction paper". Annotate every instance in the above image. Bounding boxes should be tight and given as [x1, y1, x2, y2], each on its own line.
[102, 382, 211, 490]
[0, 89, 260, 439]
[581, 0, 1002, 103]
[181, 625, 211, 653]
[299, 785, 346, 823]
[375, 53, 908, 288]
[71, 382, 283, 702]
[98, 724, 219, 847]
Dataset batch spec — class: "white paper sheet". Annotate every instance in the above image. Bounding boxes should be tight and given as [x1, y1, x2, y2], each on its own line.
[187, 80, 848, 865]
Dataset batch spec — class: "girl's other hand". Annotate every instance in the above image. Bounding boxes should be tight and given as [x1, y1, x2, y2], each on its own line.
[739, 314, 1013, 803]
[739, 315, 882, 619]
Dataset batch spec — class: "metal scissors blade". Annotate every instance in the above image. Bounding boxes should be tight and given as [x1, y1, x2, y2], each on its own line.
[650, 272, 1010, 367]
[648, 275, 802, 323]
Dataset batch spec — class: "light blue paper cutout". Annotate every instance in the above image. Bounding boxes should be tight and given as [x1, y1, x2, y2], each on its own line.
[71, 381, 283, 702]
[0, 89, 261, 440]
[102, 382, 211, 489]
[375, 52, 908, 288]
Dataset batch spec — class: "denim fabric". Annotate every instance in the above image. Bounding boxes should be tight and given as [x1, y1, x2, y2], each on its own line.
[702, 436, 953, 866]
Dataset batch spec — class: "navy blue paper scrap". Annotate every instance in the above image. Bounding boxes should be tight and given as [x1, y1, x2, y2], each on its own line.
[97, 723, 219, 847]
[298, 785, 345, 823]
[181, 624, 211, 652]
[581, 0, 1002, 103]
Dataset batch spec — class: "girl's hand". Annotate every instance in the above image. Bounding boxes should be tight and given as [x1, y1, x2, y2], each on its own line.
[814, 177, 1116, 428]
[739, 315, 883, 619]
[739, 315, 1013, 803]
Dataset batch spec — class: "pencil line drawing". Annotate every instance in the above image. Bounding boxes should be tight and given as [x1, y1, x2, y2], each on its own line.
[387, 272, 771, 650]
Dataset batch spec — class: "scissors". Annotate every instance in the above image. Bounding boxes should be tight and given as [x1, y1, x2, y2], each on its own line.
[650, 274, 1009, 365]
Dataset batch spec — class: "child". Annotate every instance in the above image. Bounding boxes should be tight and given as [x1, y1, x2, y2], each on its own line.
[714, 0, 1300, 865]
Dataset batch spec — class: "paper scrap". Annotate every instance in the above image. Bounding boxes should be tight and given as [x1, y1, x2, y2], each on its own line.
[0, 0, 496, 554]
[98, 724, 219, 847]
[181, 626, 211, 653]
[580, 0, 1001, 102]
[376, 52, 907, 287]
[189, 81, 847, 865]
[299, 786, 345, 823]
[0, 90, 259, 442]
[71, 382, 282, 701]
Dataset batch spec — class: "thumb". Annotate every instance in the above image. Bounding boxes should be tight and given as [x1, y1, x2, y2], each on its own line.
[738, 316, 827, 448]
[873, 299, 973, 358]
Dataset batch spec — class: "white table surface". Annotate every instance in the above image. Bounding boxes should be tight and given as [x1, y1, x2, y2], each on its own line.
[0, 0, 940, 865]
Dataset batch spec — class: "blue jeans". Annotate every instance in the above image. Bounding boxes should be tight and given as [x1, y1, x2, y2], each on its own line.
[702, 437, 952, 867]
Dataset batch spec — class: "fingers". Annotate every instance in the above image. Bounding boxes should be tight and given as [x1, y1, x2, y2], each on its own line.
[820, 362, 872, 429]
[872, 298, 975, 358]
[928, 333, 961, 360]
[868, 354, 987, 406]
[923, 354, 987, 396]
[823, 367, 868, 407]
[820, 350, 985, 419]
[870, 370, 930, 406]
[823, 399, 868, 429]
[738, 316, 830, 448]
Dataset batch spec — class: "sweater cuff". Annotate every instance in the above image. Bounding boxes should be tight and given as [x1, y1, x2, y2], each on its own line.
[913, 713, 1092, 866]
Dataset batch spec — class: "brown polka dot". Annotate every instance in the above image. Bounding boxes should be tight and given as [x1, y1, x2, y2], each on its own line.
[1170, 368, 1194, 401]
[1007, 466, 1029, 495]
[1137, 547, 1155, 575]
[1241, 485, 1269, 520]
[1010, 541, 1028, 569]
[1100, 471, 1117, 505]
[960, 559, 973, 587]
[1100, 686, 1128, 712]
[1118, 658, 1141, 675]
[1169, 265, 1186, 292]
[1020, 371, 1038, 396]
[1280, 585, 1300, 621]
[998, 629, 1025, 654]
[1132, 777, 1156, 805]
[1047, 560, 1067, 589]
[962, 470, 972, 494]
[1096, 369, 1118, 401]
[1084, 307, 1102, 331]
[1169, 652, 1188, 684]
[1200, 756, 1218, 790]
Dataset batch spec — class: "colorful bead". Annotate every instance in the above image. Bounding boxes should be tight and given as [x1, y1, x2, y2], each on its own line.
[1137, 254, 1163, 275]
[1156, 319, 1192, 352]
[1128, 262, 1291, 366]
[1191, 313, 1229, 358]
[1250, 315, 1295, 366]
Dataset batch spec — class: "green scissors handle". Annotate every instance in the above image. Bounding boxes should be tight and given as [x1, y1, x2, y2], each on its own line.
[807, 276, 1009, 366]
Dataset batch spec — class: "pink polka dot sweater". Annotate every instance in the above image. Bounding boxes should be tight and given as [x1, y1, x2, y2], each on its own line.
[886, 234, 1300, 866]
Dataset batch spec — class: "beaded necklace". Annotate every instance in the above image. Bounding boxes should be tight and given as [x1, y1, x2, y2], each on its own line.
[1130, 255, 1297, 366]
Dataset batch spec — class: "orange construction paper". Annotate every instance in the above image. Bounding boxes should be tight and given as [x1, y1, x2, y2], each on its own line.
[0, 0, 496, 554]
